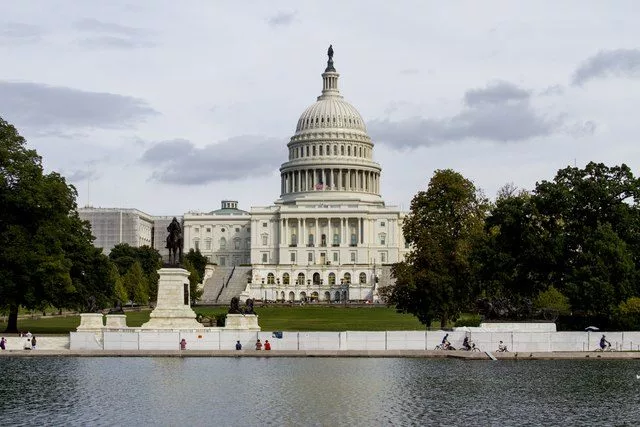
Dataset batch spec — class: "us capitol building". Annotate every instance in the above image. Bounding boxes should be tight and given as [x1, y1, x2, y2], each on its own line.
[80, 47, 409, 303]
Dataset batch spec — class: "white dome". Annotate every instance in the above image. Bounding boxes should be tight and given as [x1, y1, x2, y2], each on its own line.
[295, 98, 367, 134]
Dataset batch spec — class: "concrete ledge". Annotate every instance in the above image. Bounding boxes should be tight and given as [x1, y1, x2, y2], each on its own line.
[2, 349, 639, 359]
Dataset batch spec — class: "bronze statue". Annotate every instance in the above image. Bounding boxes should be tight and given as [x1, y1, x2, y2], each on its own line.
[327, 44, 333, 60]
[244, 298, 255, 315]
[229, 297, 241, 314]
[166, 217, 183, 265]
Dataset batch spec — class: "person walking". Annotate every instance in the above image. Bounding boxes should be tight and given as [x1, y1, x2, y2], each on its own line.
[31, 336, 36, 350]
[0, 337, 6, 350]
[235, 340, 242, 350]
[264, 340, 271, 351]
[180, 338, 187, 350]
[255, 339, 262, 350]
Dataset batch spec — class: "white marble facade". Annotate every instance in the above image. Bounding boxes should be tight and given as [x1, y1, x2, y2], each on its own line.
[183, 50, 409, 302]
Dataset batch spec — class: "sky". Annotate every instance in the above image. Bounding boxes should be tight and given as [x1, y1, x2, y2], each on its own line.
[2, 1, 639, 215]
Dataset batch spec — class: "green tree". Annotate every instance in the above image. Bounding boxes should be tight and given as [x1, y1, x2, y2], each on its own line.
[0, 117, 112, 332]
[534, 286, 571, 320]
[389, 169, 488, 327]
[184, 249, 208, 281]
[123, 261, 149, 305]
[183, 259, 204, 304]
[109, 244, 161, 300]
[111, 264, 128, 305]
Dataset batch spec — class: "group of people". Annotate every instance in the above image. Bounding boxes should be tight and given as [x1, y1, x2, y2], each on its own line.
[235, 339, 272, 350]
[440, 334, 477, 351]
[22, 332, 36, 350]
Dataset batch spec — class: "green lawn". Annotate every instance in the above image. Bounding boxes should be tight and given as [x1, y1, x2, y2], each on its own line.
[1, 306, 428, 334]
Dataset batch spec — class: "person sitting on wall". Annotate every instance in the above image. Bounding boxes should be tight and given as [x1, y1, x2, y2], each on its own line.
[600, 335, 611, 350]
[255, 339, 262, 350]
[264, 340, 271, 351]
[497, 341, 508, 352]
[180, 338, 187, 350]
[235, 340, 242, 350]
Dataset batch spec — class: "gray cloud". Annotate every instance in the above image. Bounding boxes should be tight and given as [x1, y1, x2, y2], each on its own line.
[539, 85, 564, 96]
[369, 81, 563, 149]
[140, 136, 284, 185]
[66, 169, 99, 183]
[0, 81, 158, 132]
[0, 22, 44, 44]
[267, 11, 297, 27]
[73, 18, 153, 49]
[572, 49, 640, 86]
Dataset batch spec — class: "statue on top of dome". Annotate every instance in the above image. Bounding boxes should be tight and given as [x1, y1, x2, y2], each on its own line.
[327, 44, 334, 60]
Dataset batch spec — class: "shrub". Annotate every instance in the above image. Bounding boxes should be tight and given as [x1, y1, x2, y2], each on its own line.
[454, 314, 482, 327]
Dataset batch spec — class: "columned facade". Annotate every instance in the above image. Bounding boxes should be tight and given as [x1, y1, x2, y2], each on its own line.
[245, 47, 409, 302]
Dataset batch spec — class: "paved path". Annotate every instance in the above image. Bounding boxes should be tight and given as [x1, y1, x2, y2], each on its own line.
[1, 350, 639, 359]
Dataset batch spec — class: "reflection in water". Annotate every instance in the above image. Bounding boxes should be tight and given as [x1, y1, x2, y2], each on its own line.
[0, 357, 638, 426]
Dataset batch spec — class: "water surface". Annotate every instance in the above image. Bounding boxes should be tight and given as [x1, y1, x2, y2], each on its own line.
[0, 357, 638, 426]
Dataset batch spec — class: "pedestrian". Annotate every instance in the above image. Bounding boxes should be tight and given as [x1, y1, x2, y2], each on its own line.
[235, 340, 242, 350]
[180, 338, 187, 350]
[264, 340, 271, 351]
[31, 336, 36, 350]
[255, 339, 262, 350]
[0, 337, 6, 350]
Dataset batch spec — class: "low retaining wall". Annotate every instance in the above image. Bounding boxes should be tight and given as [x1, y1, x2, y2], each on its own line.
[63, 330, 640, 352]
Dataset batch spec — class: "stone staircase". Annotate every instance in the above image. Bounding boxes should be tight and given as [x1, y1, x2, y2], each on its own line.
[216, 266, 252, 304]
[200, 266, 235, 304]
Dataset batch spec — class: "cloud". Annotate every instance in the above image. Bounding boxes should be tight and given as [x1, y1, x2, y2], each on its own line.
[0, 81, 158, 132]
[72, 18, 153, 49]
[267, 11, 297, 27]
[140, 136, 284, 185]
[66, 169, 99, 183]
[572, 49, 640, 86]
[539, 85, 564, 96]
[0, 22, 44, 44]
[369, 81, 563, 149]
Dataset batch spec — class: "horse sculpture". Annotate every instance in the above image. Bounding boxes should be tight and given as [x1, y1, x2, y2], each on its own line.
[166, 217, 183, 266]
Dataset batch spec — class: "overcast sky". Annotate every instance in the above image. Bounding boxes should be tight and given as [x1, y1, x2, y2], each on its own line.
[2, 1, 639, 215]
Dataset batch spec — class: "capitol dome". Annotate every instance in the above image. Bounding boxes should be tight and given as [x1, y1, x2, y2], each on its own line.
[278, 46, 383, 206]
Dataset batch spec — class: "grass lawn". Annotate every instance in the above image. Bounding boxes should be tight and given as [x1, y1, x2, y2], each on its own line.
[2, 306, 428, 334]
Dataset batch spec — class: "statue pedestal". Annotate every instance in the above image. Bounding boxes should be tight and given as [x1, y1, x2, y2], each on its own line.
[77, 313, 104, 331]
[105, 314, 127, 329]
[142, 268, 201, 329]
[225, 314, 260, 331]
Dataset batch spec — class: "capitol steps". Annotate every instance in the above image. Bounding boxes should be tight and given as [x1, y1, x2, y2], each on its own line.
[200, 266, 235, 304]
[216, 266, 252, 304]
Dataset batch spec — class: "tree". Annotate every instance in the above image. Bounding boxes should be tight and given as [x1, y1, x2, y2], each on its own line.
[123, 261, 149, 305]
[111, 264, 128, 305]
[534, 286, 571, 320]
[109, 244, 161, 300]
[389, 169, 488, 327]
[184, 249, 208, 281]
[183, 259, 204, 304]
[0, 117, 113, 332]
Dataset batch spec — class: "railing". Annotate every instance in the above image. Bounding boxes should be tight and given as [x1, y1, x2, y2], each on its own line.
[215, 266, 236, 302]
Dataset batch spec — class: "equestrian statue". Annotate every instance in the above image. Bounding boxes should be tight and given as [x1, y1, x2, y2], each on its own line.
[166, 217, 183, 266]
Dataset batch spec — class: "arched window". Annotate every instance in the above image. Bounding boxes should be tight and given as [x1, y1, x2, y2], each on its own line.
[359, 272, 367, 284]
[234, 238, 240, 249]
[205, 238, 212, 250]
[335, 291, 341, 301]
[297, 273, 305, 285]
[219, 237, 226, 249]
[333, 233, 340, 245]
[351, 233, 357, 246]
[308, 234, 314, 246]
[326, 145, 330, 155]
[289, 291, 295, 301]
[283, 273, 290, 285]
[344, 273, 351, 284]
[341, 146, 344, 155]
[261, 234, 268, 246]
[379, 233, 386, 245]
[267, 273, 275, 284]
[333, 145, 337, 155]
[329, 272, 336, 285]
[319, 145, 323, 155]
[313, 272, 321, 285]
[347, 146, 351, 156]
[312, 145, 316, 156]
[193, 238, 200, 250]
[245, 238, 250, 249]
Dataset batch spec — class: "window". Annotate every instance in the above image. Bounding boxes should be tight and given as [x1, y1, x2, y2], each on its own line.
[195, 228, 200, 233]
[350, 252, 356, 262]
[329, 272, 336, 285]
[380, 221, 385, 227]
[234, 238, 240, 250]
[219, 237, 227, 249]
[297, 273, 305, 285]
[379, 233, 386, 245]
[262, 222, 267, 227]
[344, 273, 351, 284]
[359, 272, 367, 284]
[333, 252, 338, 262]
[205, 239, 212, 250]
[262, 253, 267, 263]
[245, 238, 251, 249]
[220, 256, 226, 266]
[350, 233, 357, 246]
[235, 228, 240, 232]
[290, 252, 296, 263]
[333, 234, 340, 246]
[313, 146, 316, 156]
[194, 238, 200, 250]
[247, 227, 250, 232]
[283, 273, 290, 284]
[221, 228, 225, 232]
[333, 145, 337, 155]
[319, 145, 323, 155]
[262, 234, 268, 246]
[308, 252, 313, 262]
[267, 273, 275, 284]
[206, 227, 211, 233]
[308, 234, 314, 246]
[321, 234, 327, 247]
[291, 234, 298, 245]
[380, 252, 386, 263]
